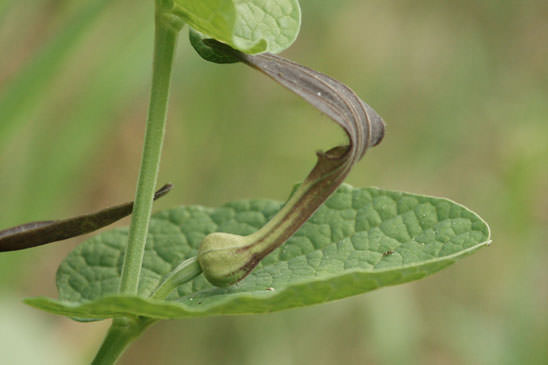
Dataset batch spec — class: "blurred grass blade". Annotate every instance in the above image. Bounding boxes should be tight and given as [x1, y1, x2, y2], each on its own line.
[13, 19, 153, 222]
[0, 0, 15, 24]
[0, 0, 110, 150]
[0, 184, 172, 252]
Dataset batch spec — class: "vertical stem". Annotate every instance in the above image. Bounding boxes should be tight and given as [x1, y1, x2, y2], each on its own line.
[119, 11, 178, 295]
[92, 4, 181, 364]
[92, 318, 155, 365]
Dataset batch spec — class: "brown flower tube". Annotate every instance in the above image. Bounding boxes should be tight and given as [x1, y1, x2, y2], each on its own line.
[197, 40, 385, 287]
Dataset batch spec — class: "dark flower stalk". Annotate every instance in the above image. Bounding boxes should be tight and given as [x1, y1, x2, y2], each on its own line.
[0, 184, 172, 252]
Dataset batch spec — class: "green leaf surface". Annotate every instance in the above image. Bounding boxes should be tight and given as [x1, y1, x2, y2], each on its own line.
[170, 0, 301, 54]
[26, 185, 490, 320]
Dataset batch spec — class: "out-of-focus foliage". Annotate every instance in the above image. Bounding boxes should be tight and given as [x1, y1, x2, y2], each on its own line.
[0, 0, 546, 364]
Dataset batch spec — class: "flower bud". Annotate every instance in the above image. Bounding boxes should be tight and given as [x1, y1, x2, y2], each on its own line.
[198, 232, 256, 287]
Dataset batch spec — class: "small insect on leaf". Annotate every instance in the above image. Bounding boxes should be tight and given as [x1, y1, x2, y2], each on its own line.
[0, 184, 172, 252]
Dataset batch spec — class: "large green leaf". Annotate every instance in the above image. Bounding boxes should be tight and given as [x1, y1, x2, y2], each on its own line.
[26, 185, 490, 320]
[170, 0, 301, 54]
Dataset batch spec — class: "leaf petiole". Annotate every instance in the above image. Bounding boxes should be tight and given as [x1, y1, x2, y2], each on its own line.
[151, 257, 203, 300]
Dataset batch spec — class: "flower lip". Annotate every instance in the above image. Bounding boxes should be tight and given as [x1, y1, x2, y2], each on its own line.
[363, 102, 385, 146]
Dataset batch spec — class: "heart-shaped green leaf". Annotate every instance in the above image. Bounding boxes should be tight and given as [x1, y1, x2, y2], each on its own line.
[170, 0, 301, 54]
[26, 185, 490, 320]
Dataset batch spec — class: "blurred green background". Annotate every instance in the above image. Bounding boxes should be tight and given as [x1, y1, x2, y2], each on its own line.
[1, 0, 547, 364]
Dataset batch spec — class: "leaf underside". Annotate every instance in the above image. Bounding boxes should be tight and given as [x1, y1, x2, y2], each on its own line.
[26, 185, 490, 320]
[172, 0, 301, 54]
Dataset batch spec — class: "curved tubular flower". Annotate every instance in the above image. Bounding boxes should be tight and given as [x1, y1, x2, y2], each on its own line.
[197, 42, 385, 287]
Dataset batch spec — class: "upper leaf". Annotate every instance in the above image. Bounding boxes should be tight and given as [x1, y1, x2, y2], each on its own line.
[26, 185, 490, 320]
[170, 0, 301, 54]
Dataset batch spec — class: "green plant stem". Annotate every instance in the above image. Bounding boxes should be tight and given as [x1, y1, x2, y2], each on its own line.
[91, 318, 155, 365]
[92, 5, 180, 364]
[119, 12, 179, 295]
